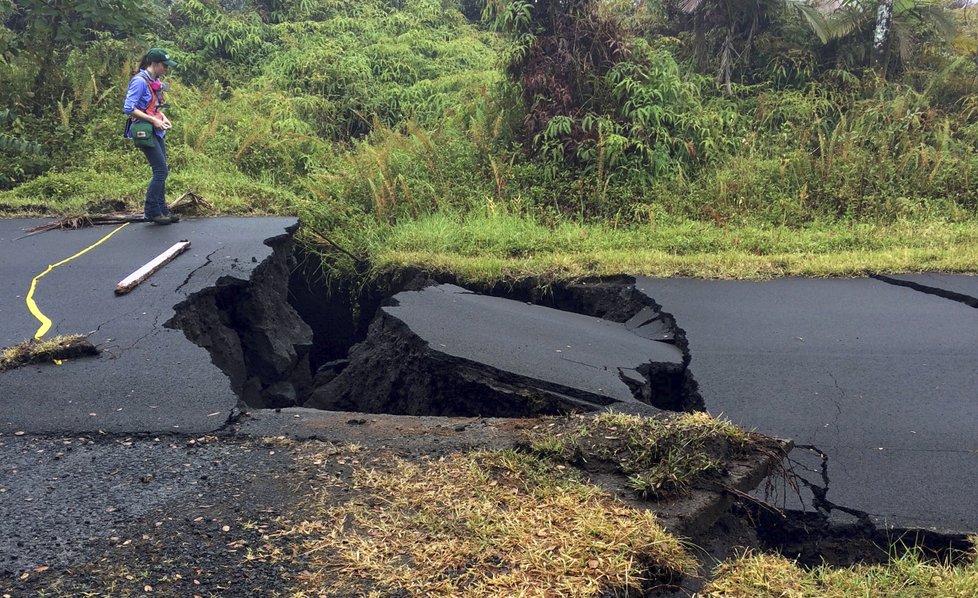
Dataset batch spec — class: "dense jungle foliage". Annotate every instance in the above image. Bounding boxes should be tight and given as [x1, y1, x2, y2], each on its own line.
[2, 0, 978, 277]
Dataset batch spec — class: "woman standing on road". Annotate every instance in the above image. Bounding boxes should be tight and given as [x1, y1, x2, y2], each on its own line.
[124, 48, 179, 225]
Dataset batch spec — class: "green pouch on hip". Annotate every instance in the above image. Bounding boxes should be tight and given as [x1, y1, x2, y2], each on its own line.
[130, 121, 156, 148]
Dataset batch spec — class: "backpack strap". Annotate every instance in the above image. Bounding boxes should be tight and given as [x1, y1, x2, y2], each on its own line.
[133, 71, 162, 118]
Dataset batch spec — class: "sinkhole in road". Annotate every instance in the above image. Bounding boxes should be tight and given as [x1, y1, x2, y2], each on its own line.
[166, 239, 703, 418]
[163, 236, 978, 576]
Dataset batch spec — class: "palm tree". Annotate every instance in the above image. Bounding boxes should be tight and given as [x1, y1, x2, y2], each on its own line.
[678, 0, 830, 92]
[820, 0, 956, 75]
[677, 0, 954, 88]
[873, 0, 895, 69]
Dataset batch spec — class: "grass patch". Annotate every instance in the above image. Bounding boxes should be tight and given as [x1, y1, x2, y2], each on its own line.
[0, 334, 97, 371]
[370, 213, 978, 281]
[705, 542, 978, 597]
[0, 150, 303, 218]
[285, 449, 694, 596]
[526, 412, 767, 500]
[7, 183, 978, 281]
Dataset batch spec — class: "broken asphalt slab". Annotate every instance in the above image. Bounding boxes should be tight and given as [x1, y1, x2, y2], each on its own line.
[305, 283, 693, 416]
[635, 276, 978, 533]
[0, 217, 302, 435]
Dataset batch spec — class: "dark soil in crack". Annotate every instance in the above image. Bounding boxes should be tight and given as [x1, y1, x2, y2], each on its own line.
[746, 505, 977, 569]
[170, 244, 705, 418]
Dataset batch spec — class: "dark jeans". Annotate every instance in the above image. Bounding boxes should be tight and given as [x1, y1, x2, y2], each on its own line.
[139, 134, 169, 218]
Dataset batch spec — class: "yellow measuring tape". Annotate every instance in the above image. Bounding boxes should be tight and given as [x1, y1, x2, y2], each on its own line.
[25, 223, 130, 339]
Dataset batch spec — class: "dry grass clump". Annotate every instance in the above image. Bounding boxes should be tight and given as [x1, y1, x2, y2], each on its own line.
[528, 412, 766, 500]
[0, 334, 97, 371]
[288, 449, 694, 597]
[705, 541, 978, 597]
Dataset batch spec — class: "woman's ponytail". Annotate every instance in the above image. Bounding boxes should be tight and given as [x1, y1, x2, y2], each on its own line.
[133, 53, 151, 76]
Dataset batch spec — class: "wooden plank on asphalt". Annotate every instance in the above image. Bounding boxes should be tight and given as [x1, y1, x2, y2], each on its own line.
[115, 240, 191, 295]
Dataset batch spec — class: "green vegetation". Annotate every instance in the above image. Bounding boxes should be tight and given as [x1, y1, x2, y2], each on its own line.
[706, 545, 978, 597]
[376, 214, 978, 280]
[3, 4, 976, 593]
[527, 412, 766, 499]
[1, 0, 977, 280]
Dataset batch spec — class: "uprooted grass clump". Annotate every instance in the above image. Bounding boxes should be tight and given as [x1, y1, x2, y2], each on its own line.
[0, 334, 98, 371]
[527, 412, 769, 500]
[705, 540, 978, 597]
[282, 449, 694, 597]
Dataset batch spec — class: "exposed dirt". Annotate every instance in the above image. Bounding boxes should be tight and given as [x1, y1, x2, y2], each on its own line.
[172, 245, 705, 417]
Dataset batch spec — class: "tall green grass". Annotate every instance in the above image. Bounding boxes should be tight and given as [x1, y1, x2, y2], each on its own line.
[366, 211, 978, 280]
[2, 0, 977, 281]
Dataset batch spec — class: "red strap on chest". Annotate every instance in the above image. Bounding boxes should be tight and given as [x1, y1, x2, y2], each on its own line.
[136, 73, 162, 117]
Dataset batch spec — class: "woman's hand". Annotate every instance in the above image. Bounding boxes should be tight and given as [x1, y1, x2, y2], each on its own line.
[154, 116, 171, 131]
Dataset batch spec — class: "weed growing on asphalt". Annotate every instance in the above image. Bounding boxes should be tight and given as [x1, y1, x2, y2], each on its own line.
[0, 334, 96, 371]
[528, 412, 764, 499]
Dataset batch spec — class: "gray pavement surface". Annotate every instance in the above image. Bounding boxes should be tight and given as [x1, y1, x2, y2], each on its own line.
[0, 433, 295, 575]
[3, 214, 976, 540]
[385, 284, 683, 405]
[0, 217, 297, 434]
[636, 276, 978, 533]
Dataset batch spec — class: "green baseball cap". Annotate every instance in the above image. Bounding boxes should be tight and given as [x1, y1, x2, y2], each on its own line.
[145, 48, 177, 67]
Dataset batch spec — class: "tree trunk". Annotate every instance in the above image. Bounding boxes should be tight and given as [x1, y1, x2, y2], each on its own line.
[872, 0, 894, 75]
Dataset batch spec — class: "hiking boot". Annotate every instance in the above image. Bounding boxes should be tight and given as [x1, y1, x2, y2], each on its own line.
[165, 213, 181, 223]
[149, 215, 173, 225]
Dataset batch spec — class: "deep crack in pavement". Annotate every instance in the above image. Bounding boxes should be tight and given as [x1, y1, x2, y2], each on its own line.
[873, 273, 978, 309]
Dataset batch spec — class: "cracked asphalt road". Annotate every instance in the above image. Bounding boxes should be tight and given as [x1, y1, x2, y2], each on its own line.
[0, 217, 297, 435]
[636, 276, 978, 533]
[2, 215, 976, 575]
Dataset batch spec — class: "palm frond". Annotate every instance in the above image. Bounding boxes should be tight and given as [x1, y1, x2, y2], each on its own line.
[904, 4, 956, 41]
[783, 0, 832, 43]
[823, 7, 870, 41]
[680, 0, 706, 13]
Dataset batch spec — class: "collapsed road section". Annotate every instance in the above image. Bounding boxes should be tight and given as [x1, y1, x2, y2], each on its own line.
[4, 217, 975, 574]
[1, 217, 704, 431]
[170, 245, 706, 417]
[304, 283, 698, 416]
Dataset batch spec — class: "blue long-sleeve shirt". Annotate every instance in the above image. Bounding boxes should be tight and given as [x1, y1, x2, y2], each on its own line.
[123, 70, 165, 139]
